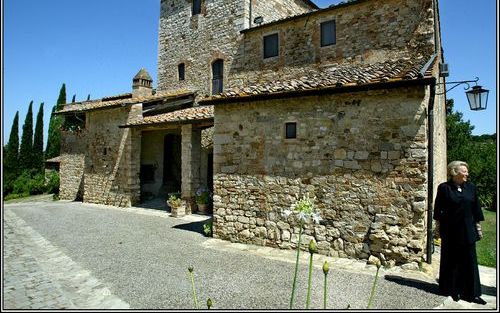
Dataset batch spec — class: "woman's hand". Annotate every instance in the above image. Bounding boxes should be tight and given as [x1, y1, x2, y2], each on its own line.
[476, 223, 483, 240]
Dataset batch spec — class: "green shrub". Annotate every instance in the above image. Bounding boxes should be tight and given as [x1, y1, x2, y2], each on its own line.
[12, 171, 32, 196]
[203, 220, 213, 237]
[45, 170, 60, 195]
[4, 193, 27, 201]
[29, 173, 46, 195]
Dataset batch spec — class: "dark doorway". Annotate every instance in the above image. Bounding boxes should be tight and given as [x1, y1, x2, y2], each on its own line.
[163, 134, 182, 194]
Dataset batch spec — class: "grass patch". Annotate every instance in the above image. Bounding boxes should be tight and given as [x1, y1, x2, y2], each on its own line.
[476, 210, 496, 267]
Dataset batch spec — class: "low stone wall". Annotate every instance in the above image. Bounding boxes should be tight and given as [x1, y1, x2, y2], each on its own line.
[213, 171, 427, 266]
[83, 173, 133, 207]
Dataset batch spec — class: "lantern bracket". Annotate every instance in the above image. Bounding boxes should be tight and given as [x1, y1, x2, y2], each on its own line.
[435, 77, 479, 95]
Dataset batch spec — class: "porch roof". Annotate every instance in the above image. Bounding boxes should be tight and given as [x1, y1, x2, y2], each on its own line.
[45, 156, 62, 163]
[55, 90, 194, 114]
[119, 105, 214, 128]
[199, 54, 436, 104]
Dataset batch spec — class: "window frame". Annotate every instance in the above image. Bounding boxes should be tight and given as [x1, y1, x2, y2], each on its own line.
[320, 20, 336, 47]
[285, 122, 297, 139]
[263, 32, 279, 59]
[178, 63, 185, 81]
[211, 59, 224, 95]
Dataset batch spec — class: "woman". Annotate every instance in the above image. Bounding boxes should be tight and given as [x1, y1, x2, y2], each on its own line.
[434, 161, 486, 304]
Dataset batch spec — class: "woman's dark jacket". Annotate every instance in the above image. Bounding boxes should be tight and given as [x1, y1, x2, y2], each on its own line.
[433, 181, 484, 245]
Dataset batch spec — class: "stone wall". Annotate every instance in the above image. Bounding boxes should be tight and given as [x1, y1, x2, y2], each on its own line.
[82, 107, 141, 207]
[249, 0, 313, 28]
[59, 130, 87, 200]
[229, 0, 435, 88]
[213, 87, 431, 265]
[157, 0, 313, 99]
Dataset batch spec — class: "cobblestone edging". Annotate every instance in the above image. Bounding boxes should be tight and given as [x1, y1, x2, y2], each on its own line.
[3, 209, 130, 309]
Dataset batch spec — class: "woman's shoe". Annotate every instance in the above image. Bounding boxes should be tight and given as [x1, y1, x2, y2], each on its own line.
[472, 297, 487, 305]
[462, 296, 487, 305]
[451, 294, 460, 302]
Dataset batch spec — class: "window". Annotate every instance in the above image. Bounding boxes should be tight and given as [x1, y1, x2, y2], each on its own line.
[320, 20, 336, 47]
[178, 63, 185, 81]
[192, 0, 201, 15]
[263, 33, 279, 58]
[285, 122, 297, 139]
[212, 59, 224, 95]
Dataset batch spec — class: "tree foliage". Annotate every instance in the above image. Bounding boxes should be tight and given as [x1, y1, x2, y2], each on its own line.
[19, 101, 34, 172]
[33, 102, 44, 173]
[446, 99, 497, 211]
[3, 112, 20, 194]
[46, 83, 66, 159]
[56, 83, 67, 110]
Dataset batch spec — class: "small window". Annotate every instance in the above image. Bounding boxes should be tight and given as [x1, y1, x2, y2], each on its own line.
[285, 122, 297, 139]
[178, 63, 185, 81]
[192, 0, 201, 15]
[212, 59, 224, 95]
[320, 20, 336, 47]
[263, 33, 279, 58]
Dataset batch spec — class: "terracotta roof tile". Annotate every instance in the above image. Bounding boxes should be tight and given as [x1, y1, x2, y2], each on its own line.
[203, 56, 431, 101]
[121, 105, 213, 128]
[56, 90, 194, 114]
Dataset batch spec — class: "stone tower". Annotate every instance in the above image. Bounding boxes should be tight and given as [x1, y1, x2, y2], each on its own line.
[156, 0, 316, 98]
[132, 68, 153, 97]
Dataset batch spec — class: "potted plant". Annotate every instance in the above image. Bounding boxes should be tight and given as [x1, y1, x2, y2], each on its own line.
[167, 193, 186, 217]
[195, 186, 212, 214]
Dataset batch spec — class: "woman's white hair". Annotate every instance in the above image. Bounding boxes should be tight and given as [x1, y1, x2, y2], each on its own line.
[447, 160, 469, 177]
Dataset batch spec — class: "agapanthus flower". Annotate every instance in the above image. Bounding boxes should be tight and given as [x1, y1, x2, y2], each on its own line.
[282, 209, 293, 218]
[284, 195, 322, 225]
[312, 212, 322, 224]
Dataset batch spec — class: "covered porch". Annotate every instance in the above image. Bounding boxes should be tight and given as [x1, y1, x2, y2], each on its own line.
[120, 105, 214, 215]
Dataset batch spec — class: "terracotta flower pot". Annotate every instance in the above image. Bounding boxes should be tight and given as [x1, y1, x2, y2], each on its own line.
[170, 205, 186, 217]
[197, 203, 208, 213]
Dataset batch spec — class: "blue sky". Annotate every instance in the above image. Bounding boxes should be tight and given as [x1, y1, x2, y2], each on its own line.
[2, 0, 497, 149]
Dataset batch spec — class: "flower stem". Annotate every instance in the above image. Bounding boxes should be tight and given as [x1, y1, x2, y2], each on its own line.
[367, 266, 380, 309]
[306, 251, 314, 309]
[289, 226, 303, 309]
[189, 270, 199, 309]
[323, 273, 327, 309]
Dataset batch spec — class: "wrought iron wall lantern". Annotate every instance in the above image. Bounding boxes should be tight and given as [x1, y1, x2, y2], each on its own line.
[436, 77, 489, 111]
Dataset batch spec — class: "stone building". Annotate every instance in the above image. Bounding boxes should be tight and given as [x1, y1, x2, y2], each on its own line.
[56, 0, 447, 266]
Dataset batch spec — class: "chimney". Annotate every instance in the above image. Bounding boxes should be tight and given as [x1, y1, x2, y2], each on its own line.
[132, 68, 153, 97]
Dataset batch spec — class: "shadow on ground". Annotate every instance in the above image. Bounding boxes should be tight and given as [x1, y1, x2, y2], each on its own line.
[173, 220, 210, 236]
[385, 275, 442, 296]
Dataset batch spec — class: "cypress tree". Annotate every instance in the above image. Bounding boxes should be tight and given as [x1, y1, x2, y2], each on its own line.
[72, 94, 76, 103]
[33, 102, 44, 173]
[19, 101, 34, 172]
[87, 94, 90, 101]
[4, 111, 20, 192]
[56, 83, 66, 110]
[46, 84, 66, 159]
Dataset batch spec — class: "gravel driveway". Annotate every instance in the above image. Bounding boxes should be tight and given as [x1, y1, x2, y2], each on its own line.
[4, 200, 446, 309]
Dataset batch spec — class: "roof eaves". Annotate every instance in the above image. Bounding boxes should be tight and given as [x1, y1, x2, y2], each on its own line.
[199, 77, 436, 105]
[119, 117, 214, 129]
